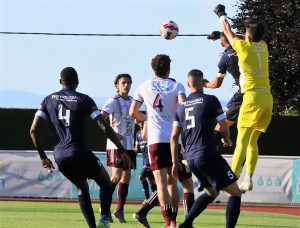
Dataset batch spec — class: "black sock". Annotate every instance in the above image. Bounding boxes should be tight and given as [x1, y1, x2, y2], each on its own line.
[78, 194, 96, 228]
[226, 196, 241, 228]
[183, 192, 215, 226]
[100, 182, 113, 216]
[141, 180, 150, 199]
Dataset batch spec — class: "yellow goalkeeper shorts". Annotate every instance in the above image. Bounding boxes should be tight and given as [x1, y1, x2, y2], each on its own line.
[237, 90, 273, 132]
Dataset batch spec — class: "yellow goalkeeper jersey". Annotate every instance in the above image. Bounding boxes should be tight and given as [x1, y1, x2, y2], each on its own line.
[233, 38, 270, 93]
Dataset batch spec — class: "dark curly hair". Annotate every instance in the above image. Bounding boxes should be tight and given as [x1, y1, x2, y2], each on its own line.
[151, 54, 171, 77]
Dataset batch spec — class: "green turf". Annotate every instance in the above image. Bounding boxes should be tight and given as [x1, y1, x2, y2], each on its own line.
[0, 201, 299, 228]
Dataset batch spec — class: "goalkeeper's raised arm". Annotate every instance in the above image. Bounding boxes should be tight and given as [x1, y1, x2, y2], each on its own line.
[213, 4, 236, 46]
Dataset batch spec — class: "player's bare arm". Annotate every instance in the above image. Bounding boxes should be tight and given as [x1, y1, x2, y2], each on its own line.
[170, 125, 181, 179]
[96, 114, 132, 168]
[96, 114, 126, 152]
[203, 76, 224, 89]
[30, 115, 55, 171]
[214, 4, 237, 46]
[100, 112, 124, 140]
[141, 121, 147, 140]
[218, 118, 233, 147]
[178, 93, 186, 104]
[129, 100, 147, 122]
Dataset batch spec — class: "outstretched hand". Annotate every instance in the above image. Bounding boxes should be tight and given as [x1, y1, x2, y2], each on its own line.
[207, 31, 221, 40]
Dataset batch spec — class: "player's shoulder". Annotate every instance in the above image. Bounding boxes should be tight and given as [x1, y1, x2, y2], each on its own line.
[105, 94, 121, 103]
[113, 94, 121, 100]
[138, 79, 153, 88]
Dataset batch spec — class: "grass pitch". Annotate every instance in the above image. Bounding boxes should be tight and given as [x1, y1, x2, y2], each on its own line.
[0, 201, 299, 228]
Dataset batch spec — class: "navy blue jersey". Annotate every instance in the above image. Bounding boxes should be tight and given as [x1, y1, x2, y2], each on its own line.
[136, 130, 150, 167]
[174, 92, 225, 161]
[36, 88, 101, 159]
[218, 45, 240, 86]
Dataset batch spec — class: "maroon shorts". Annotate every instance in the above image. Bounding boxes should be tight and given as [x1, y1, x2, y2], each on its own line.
[106, 149, 136, 170]
[148, 143, 172, 171]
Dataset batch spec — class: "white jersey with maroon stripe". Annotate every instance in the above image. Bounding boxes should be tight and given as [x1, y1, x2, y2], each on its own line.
[101, 95, 135, 150]
[133, 78, 185, 145]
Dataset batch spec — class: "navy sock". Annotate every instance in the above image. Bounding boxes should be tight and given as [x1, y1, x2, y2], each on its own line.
[141, 180, 150, 199]
[226, 196, 241, 228]
[100, 182, 113, 216]
[183, 192, 215, 226]
[78, 194, 96, 228]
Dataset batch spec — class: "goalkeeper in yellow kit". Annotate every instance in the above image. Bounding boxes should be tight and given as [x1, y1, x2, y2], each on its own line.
[214, 4, 273, 193]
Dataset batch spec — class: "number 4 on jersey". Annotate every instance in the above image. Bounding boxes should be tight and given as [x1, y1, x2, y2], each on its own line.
[58, 104, 71, 126]
[153, 93, 164, 112]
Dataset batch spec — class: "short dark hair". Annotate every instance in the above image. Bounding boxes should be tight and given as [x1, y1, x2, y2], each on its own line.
[151, 54, 171, 77]
[188, 69, 203, 87]
[188, 69, 203, 78]
[220, 32, 229, 44]
[60, 67, 78, 85]
[114, 74, 132, 86]
[244, 19, 265, 42]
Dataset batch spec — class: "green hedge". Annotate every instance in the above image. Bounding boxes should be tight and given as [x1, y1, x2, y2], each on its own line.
[0, 108, 299, 156]
[0, 108, 107, 151]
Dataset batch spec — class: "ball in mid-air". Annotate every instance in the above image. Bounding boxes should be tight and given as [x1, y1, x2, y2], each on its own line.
[160, 20, 179, 40]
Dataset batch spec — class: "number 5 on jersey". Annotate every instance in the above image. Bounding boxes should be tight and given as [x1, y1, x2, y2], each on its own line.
[185, 107, 195, 129]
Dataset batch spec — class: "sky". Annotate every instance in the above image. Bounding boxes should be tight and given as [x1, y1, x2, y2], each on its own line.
[0, 0, 239, 109]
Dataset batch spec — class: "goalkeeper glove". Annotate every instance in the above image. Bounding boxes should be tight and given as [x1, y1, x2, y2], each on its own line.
[207, 31, 221, 40]
[214, 4, 227, 17]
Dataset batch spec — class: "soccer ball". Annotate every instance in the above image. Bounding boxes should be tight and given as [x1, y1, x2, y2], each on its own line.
[160, 20, 179, 40]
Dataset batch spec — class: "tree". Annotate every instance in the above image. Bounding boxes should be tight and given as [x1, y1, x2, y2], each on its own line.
[231, 0, 300, 114]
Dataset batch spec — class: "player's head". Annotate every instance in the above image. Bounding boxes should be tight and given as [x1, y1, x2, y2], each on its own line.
[151, 54, 171, 78]
[114, 73, 132, 95]
[220, 32, 230, 48]
[60, 67, 79, 90]
[187, 69, 204, 91]
[244, 19, 264, 42]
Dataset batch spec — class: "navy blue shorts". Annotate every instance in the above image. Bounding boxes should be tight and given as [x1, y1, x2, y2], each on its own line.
[188, 154, 237, 191]
[140, 167, 154, 179]
[56, 152, 103, 182]
[178, 151, 192, 182]
[225, 91, 243, 121]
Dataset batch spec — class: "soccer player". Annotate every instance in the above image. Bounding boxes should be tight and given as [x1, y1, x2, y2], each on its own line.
[101, 74, 136, 223]
[133, 122, 194, 228]
[171, 69, 241, 228]
[30, 67, 130, 228]
[135, 121, 157, 200]
[129, 54, 185, 228]
[214, 4, 273, 192]
[205, 31, 243, 145]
